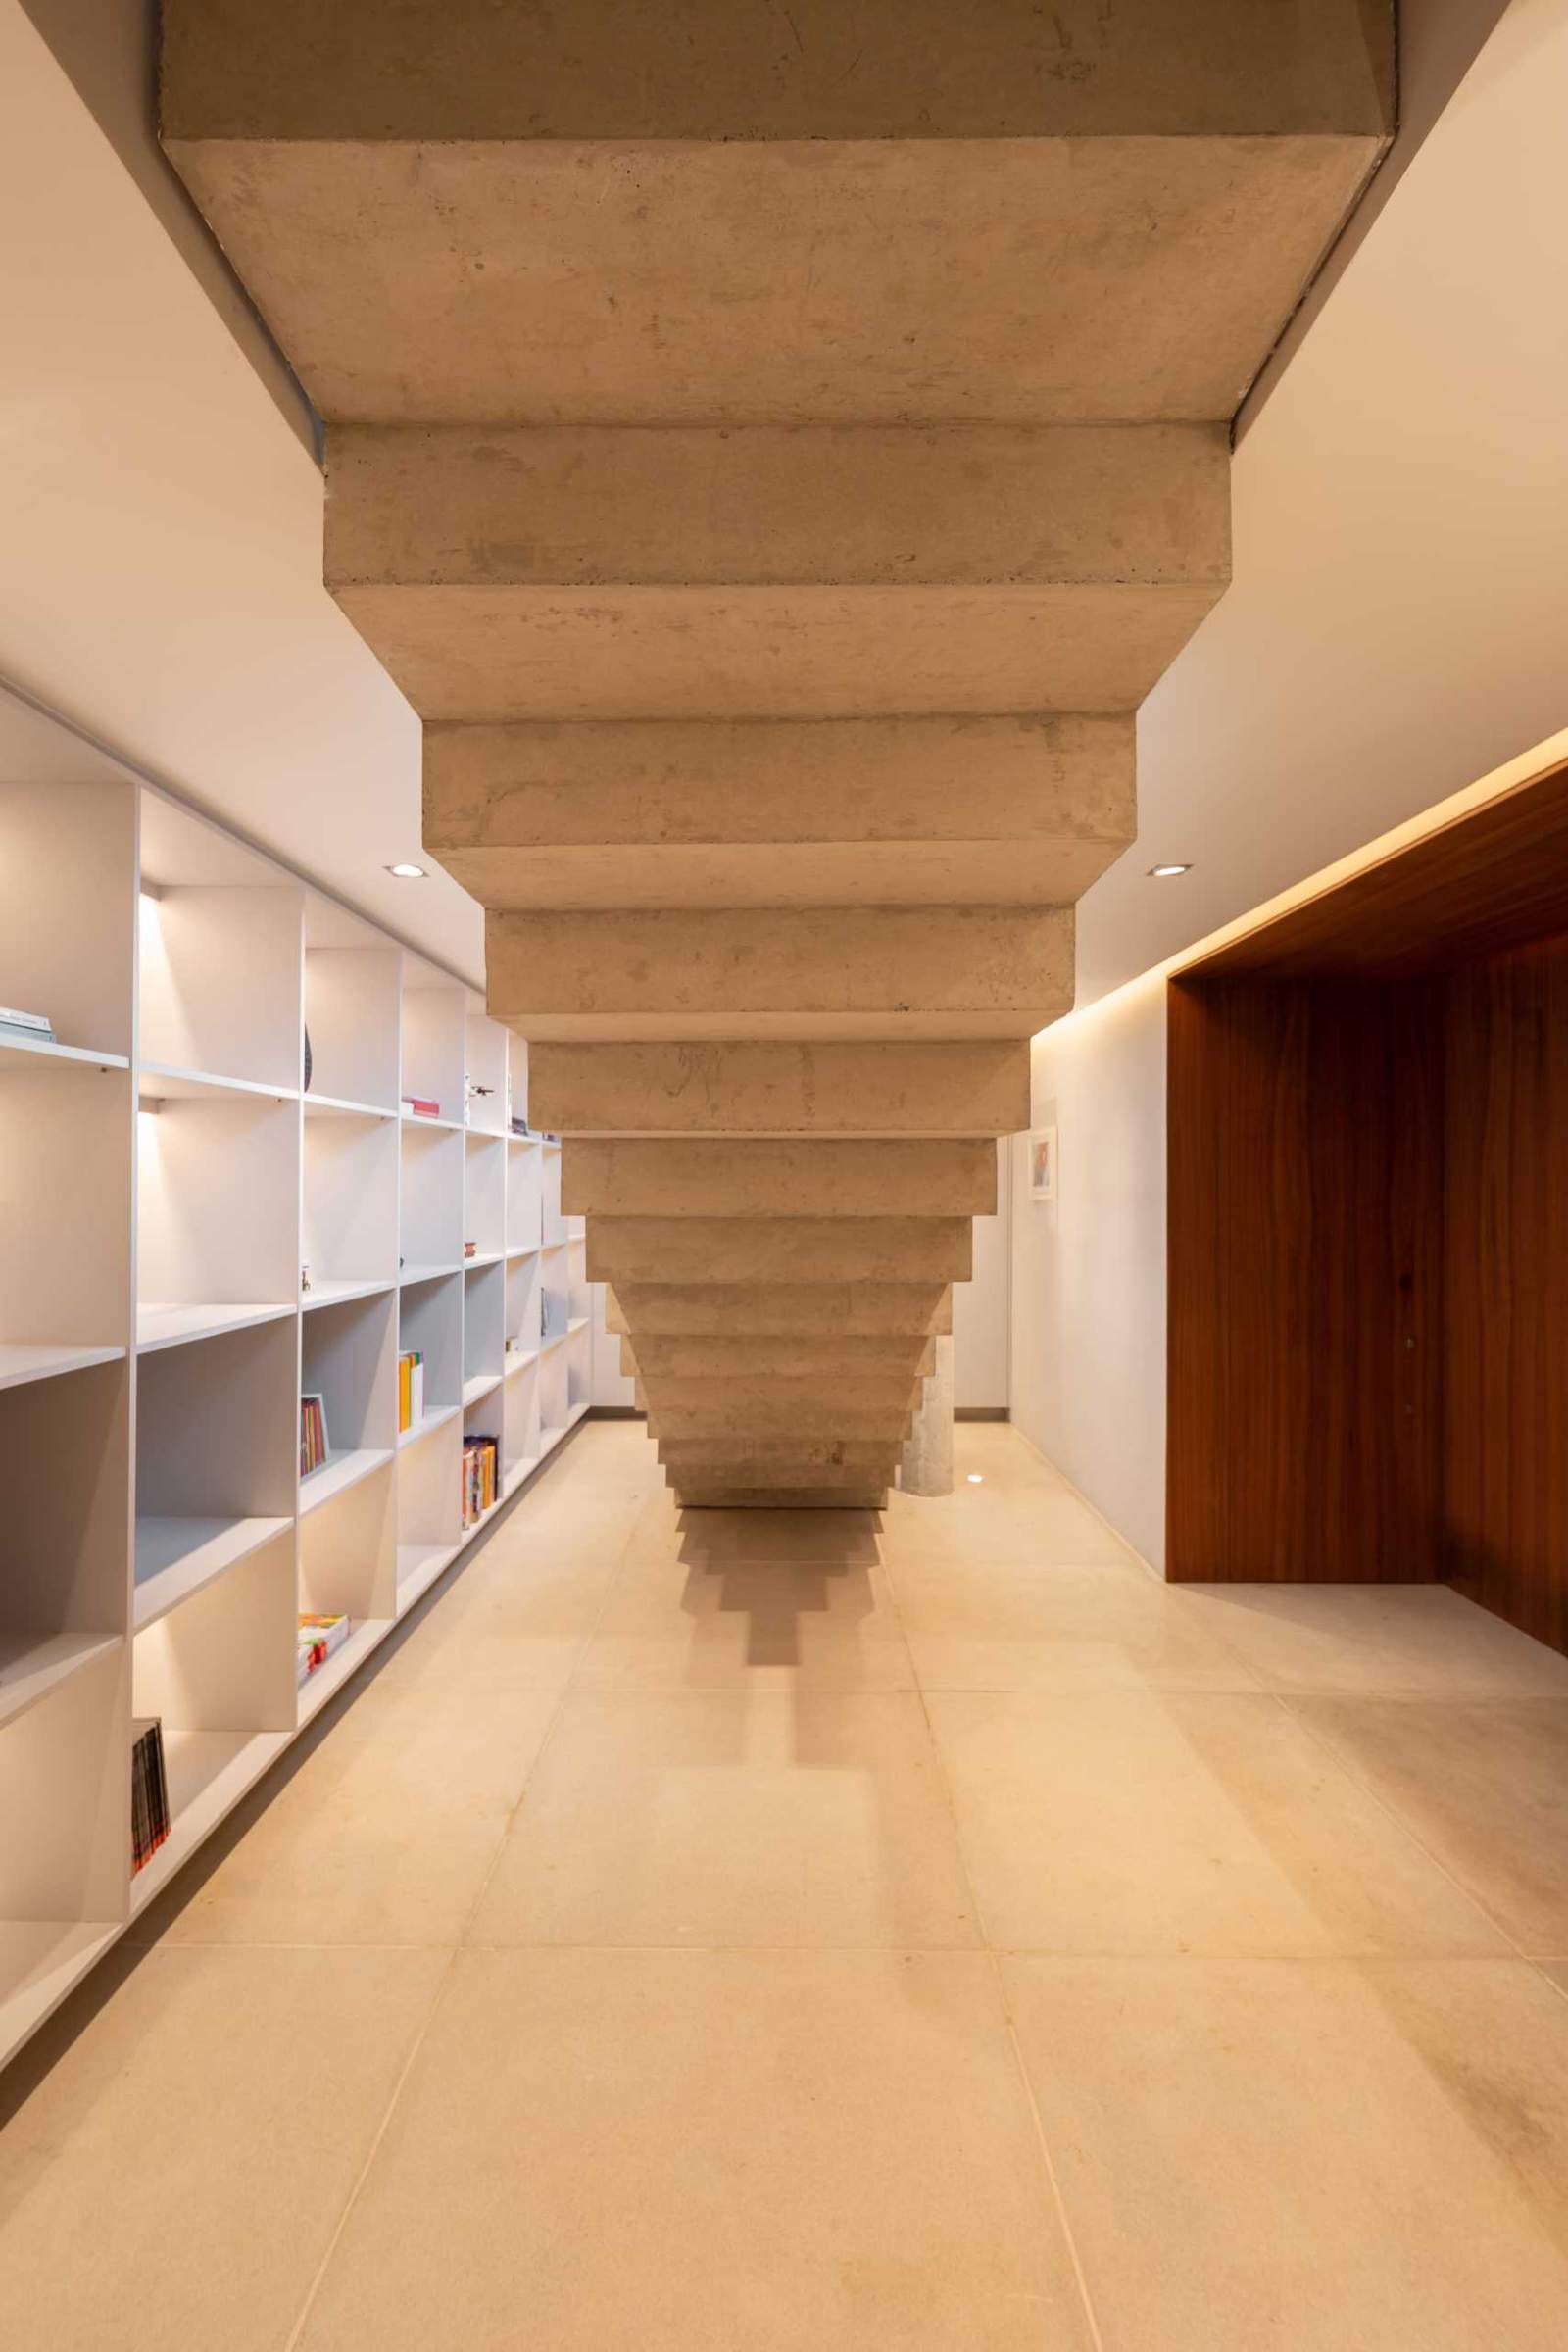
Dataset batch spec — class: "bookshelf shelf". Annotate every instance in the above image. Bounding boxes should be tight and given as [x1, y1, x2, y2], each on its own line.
[0, 1034, 127, 1075]
[304, 1095, 397, 1122]
[0, 1342, 126, 1391]
[300, 1446, 396, 1515]
[137, 1301, 295, 1352]
[302, 1277, 395, 1312]
[133, 1514, 295, 1632]
[396, 1543, 459, 1613]
[0, 726, 606, 2075]
[398, 1403, 461, 1450]
[128, 1727, 290, 1914]
[137, 1062, 296, 1105]
[0, 1922, 122, 2063]
[0, 1631, 122, 1733]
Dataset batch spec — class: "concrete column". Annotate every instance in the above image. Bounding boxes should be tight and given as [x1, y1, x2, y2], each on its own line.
[900, 1332, 955, 1497]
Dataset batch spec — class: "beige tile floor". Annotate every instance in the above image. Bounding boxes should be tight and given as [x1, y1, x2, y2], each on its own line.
[6, 1420, 1568, 2348]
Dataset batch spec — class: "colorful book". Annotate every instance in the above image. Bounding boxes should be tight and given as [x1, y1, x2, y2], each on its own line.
[130, 1717, 171, 1872]
[297, 1612, 352, 1687]
[300, 1392, 330, 1476]
[462, 1434, 500, 1527]
[398, 1349, 424, 1433]
[401, 1095, 440, 1119]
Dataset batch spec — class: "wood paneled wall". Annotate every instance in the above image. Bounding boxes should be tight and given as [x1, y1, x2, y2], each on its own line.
[1443, 936, 1568, 1651]
[1166, 975, 1444, 1583]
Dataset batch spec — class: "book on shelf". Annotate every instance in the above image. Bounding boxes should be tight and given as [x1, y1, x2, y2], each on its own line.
[462, 1433, 499, 1527]
[297, 1612, 351, 1688]
[398, 1348, 424, 1433]
[130, 1717, 171, 1872]
[401, 1095, 440, 1119]
[300, 1391, 330, 1476]
[510, 1113, 532, 1138]
[0, 1004, 56, 1045]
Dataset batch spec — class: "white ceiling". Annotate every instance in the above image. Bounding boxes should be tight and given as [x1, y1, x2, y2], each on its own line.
[1085, 0, 1568, 1000]
[0, 2, 480, 981]
[2, 1, 1565, 1006]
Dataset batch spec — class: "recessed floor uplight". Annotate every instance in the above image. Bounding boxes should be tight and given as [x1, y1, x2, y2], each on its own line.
[1148, 862, 1193, 878]
[385, 861, 427, 879]
[967, 1473, 984, 1484]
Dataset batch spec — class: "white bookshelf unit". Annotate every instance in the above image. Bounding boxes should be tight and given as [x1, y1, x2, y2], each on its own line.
[0, 743, 591, 2071]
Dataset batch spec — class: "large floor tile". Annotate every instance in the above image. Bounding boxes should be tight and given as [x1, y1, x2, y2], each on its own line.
[0, 1944, 447, 2352]
[1004, 1955, 1568, 2352]
[576, 1548, 916, 1690]
[374, 1544, 621, 1693]
[295, 1947, 1095, 2352]
[1291, 1695, 1568, 1952]
[928, 1689, 1504, 1955]
[892, 1552, 1259, 1691]
[469, 1690, 978, 1948]
[1180, 1581, 1568, 1695]
[881, 1481, 1139, 1569]
[149, 1686, 559, 1946]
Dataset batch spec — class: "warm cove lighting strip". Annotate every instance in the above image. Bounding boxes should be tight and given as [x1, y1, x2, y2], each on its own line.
[1034, 717, 1568, 1047]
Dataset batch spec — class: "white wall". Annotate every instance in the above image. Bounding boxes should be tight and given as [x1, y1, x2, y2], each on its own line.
[953, 1142, 1011, 1411]
[1009, 975, 1167, 1570]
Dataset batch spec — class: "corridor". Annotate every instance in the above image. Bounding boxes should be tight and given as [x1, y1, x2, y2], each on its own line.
[6, 1420, 1568, 2349]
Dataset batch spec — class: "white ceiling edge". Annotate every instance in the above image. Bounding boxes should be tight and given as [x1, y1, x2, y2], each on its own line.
[1080, 0, 1568, 1004]
[0, 1, 485, 987]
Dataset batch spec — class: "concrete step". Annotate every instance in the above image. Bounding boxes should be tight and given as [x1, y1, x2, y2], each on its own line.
[324, 422, 1226, 723]
[605, 1282, 951, 1338]
[164, 3, 1389, 427]
[624, 1336, 938, 1382]
[564, 1138, 997, 1220]
[672, 1487, 890, 1510]
[589, 1218, 971, 1287]
[425, 715, 1132, 910]
[529, 1041, 1029, 1139]
[489, 906, 1071, 1043]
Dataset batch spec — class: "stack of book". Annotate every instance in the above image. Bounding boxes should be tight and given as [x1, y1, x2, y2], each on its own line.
[130, 1717, 171, 1873]
[0, 1004, 55, 1049]
[510, 1112, 532, 1138]
[297, 1612, 351, 1688]
[400, 1094, 440, 1119]
[300, 1393, 329, 1476]
[462, 1433, 499, 1526]
[398, 1348, 424, 1432]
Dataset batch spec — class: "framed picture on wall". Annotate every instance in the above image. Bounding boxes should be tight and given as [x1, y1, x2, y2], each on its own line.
[1029, 1125, 1058, 1202]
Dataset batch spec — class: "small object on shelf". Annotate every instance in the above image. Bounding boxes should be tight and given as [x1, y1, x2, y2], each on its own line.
[464, 1239, 477, 1260]
[462, 1433, 499, 1527]
[303, 1023, 314, 1093]
[509, 1112, 532, 1138]
[397, 1348, 424, 1433]
[130, 1717, 171, 1873]
[401, 1095, 440, 1119]
[300, 1391, 330, 1476]
[297, 1612, 351, 1689]
[0, 1004, 56, 1044]
[301, 1259, 312, 1296]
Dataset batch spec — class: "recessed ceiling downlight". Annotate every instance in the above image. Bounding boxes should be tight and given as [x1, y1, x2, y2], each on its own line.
[385, 860, 427, 879]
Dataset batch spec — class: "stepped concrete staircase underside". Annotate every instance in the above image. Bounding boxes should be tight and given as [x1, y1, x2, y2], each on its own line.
[162, 2, 1392, 1507]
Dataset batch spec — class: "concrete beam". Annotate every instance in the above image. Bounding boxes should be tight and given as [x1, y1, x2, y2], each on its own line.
[587, 1218, 971, 1287]
[673, 1487, 889, 1510]
[425, 714, 1133, 909]
[528, 1041, 1030, 1139]
[563, 1139, 997, 1219]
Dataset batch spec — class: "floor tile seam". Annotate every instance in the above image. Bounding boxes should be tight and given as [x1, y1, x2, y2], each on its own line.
[903, 1656, 1108, 2352]
[1268, 1688, 1543, 1965]
[278, 1939, 464, 2352]
[277, 1537, 611, 2349]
